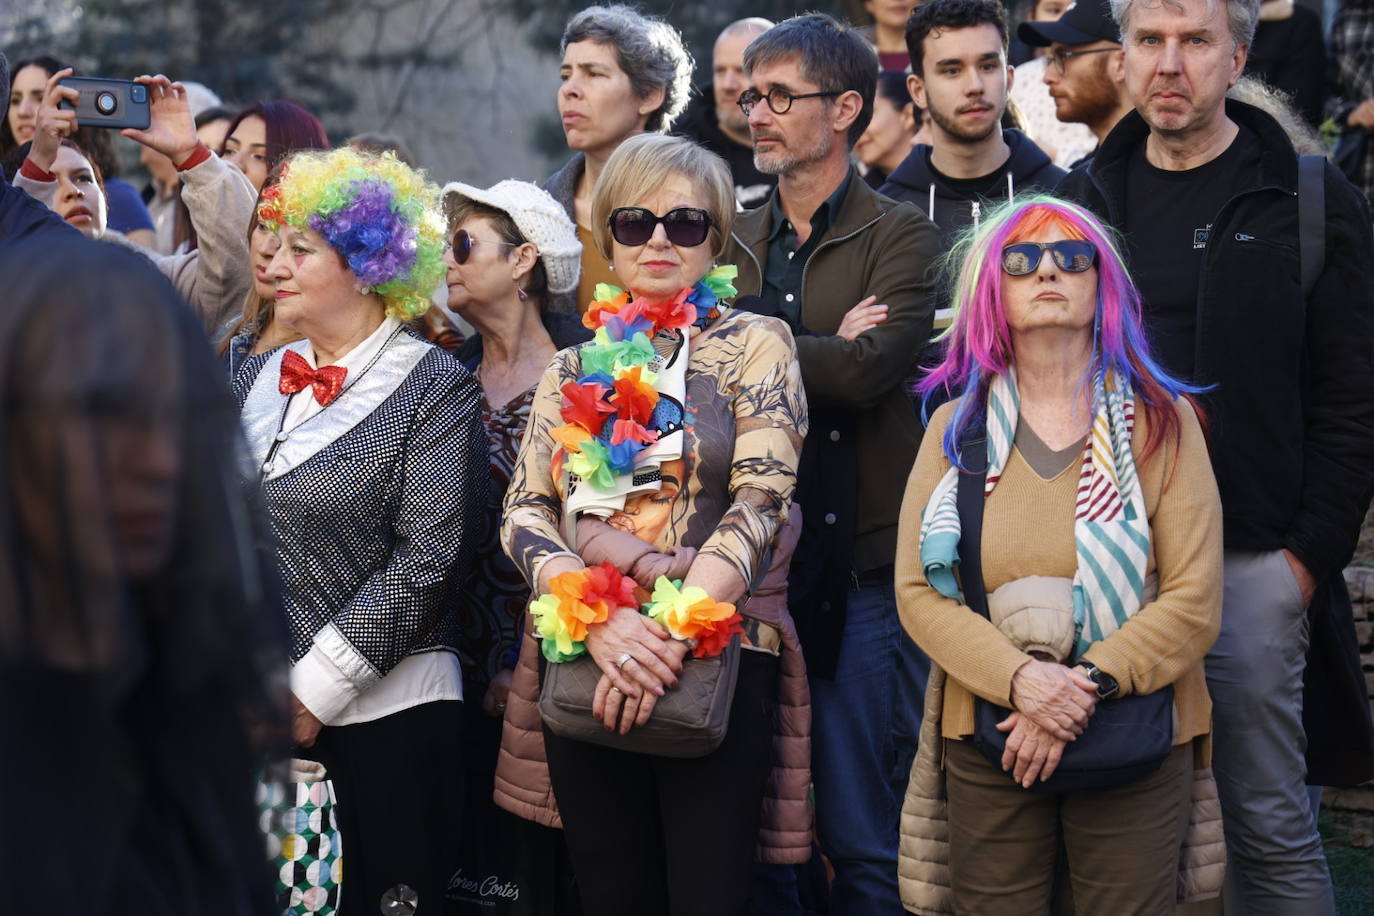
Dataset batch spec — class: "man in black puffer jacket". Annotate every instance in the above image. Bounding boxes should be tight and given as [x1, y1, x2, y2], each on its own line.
[1058, 0, 1374, 911]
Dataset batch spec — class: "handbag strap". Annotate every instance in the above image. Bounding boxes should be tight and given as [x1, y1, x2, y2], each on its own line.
[955, 427, 991, 620]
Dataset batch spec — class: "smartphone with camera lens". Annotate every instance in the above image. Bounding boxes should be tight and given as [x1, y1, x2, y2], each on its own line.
[57, 77, 151, 130]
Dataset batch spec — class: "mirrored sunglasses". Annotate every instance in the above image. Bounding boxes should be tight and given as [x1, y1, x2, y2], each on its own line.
[1001, 240, 1098, 276]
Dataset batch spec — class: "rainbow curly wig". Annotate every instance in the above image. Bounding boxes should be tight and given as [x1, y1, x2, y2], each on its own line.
[256, 147, 446, 320]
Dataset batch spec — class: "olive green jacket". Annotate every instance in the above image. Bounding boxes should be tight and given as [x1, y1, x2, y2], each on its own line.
[721, 169, 940, 572]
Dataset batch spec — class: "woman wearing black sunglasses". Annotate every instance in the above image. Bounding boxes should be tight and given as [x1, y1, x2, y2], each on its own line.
[494, 133, 815, 915]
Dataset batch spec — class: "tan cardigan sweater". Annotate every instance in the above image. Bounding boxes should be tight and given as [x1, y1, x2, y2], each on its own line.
[895, 395, 1223, 749]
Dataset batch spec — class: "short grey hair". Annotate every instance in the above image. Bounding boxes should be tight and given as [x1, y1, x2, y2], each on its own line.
[562, 4, 695, 134]
[1109, 0, 1259, 49]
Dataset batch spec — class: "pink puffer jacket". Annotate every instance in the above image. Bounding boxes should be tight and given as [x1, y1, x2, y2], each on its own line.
[492, 510, 814, 864]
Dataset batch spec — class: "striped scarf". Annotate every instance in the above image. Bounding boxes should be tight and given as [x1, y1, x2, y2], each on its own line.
[918, 367, 1149, 659]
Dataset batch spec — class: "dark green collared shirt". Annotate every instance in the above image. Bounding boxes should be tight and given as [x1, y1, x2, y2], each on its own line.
[759, 172, 852, 329]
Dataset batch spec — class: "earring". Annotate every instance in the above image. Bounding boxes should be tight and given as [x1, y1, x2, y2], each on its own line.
[517, 288, 528, 302]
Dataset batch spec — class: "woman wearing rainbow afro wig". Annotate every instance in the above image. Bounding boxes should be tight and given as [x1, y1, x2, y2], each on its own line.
[894, 196, 1226, 912]
[232, 146, 487, 915]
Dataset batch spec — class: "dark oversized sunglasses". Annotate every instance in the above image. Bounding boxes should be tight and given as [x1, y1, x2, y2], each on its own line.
[449, 229, 516, 264]
[608, 206, 712, 248]
[1001, 240, 1098, 276]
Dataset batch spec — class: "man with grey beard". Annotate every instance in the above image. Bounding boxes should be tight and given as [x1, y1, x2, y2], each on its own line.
[720, 14, 940, 914]
[674, 17, 777, 207]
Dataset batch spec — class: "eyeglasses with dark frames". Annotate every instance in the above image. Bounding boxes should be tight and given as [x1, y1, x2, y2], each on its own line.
[608, 207, 713, 247]
[1000, 240, 1098, 276]
[1047, 46, 1119, 75]
[736, 87, 843, 117]
[449, 229, 518, 264]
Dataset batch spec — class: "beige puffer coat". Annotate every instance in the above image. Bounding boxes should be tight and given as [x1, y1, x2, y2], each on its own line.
[897, 665, 1227, 914]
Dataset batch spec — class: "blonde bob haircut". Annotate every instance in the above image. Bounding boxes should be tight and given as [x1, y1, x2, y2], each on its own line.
[590, 133, 735, 262]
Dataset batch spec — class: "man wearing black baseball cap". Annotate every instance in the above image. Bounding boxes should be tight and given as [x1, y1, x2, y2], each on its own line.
[1019, 0, 1130, 162]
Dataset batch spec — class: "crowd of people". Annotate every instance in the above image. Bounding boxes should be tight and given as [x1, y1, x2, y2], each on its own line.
[3, 0, 1374, 915]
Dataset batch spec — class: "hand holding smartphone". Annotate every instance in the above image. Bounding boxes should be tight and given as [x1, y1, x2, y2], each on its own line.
[57, 76, 151, 131]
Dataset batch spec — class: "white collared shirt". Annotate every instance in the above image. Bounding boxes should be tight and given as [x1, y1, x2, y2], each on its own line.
[283, 315, 465, 726]
[281, 315, 401, 431]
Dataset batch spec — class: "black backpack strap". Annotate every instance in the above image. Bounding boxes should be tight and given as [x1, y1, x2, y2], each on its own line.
[1298, 153, 1326, 300]
[956, 429, 990, 619]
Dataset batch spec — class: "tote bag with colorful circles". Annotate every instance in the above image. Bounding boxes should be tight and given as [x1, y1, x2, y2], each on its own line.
[257, 760, 343, 915]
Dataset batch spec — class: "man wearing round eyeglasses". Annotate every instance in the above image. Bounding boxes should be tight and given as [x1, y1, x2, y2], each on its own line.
[673, 18, 779, 208]
[721, 14, 940, 915]
[1019, 0, 1130, 167]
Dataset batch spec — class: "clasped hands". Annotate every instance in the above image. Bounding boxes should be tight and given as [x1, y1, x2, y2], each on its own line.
[541, 519, 701, 735]
[998, 659, 1100, 788]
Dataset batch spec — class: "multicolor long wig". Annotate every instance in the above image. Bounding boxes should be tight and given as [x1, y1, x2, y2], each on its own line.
[257, 147, 446, 320]
[917, 194, 1203, 469]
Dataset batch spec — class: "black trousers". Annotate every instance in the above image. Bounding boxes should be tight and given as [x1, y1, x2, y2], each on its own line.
[300, 699, 465, 916]
[542, 651, 778, 916]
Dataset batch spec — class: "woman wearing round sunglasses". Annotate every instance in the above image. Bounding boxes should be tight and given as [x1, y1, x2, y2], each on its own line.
[894, 196, 1224, 912]
[495, 133, 814, 915]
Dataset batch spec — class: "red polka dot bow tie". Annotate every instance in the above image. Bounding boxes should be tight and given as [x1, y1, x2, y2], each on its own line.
[279, 349, 348, 407]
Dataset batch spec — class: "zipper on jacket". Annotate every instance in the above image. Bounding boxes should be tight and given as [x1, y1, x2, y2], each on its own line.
[797, 212, 887, 329]
[730, 210, 887, 331]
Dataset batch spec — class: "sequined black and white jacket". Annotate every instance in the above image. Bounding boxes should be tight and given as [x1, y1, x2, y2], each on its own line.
[233, 326, 486, 714]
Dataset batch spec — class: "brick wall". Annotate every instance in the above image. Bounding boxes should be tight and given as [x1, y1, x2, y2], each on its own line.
[1326, 566, 1374, 810]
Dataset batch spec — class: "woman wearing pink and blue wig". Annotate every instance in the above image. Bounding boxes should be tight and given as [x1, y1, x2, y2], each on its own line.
[894, 195, 1226, 912]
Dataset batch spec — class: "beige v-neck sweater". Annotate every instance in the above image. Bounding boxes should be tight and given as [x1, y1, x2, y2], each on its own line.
[895, 396, 1223, 748]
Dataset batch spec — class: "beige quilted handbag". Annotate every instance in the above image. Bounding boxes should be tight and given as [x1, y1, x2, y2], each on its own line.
[538, 635, 742, 758]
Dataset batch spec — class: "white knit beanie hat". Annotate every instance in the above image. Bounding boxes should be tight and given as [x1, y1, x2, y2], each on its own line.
[441, 180, 583, 295]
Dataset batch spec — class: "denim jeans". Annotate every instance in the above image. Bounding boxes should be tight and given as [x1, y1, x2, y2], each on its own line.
[749, 862, 802, 916]
[809, 573, 928, 915]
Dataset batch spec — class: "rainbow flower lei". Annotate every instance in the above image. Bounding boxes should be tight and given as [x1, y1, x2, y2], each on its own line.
[530, 563, 640, 662]
[550, 266, 739, 490]
[643, 577, 744, 659]
[529, 565, 744, 663]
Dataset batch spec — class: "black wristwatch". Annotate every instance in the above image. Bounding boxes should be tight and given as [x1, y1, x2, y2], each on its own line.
[1081, 664, 1119, 700]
